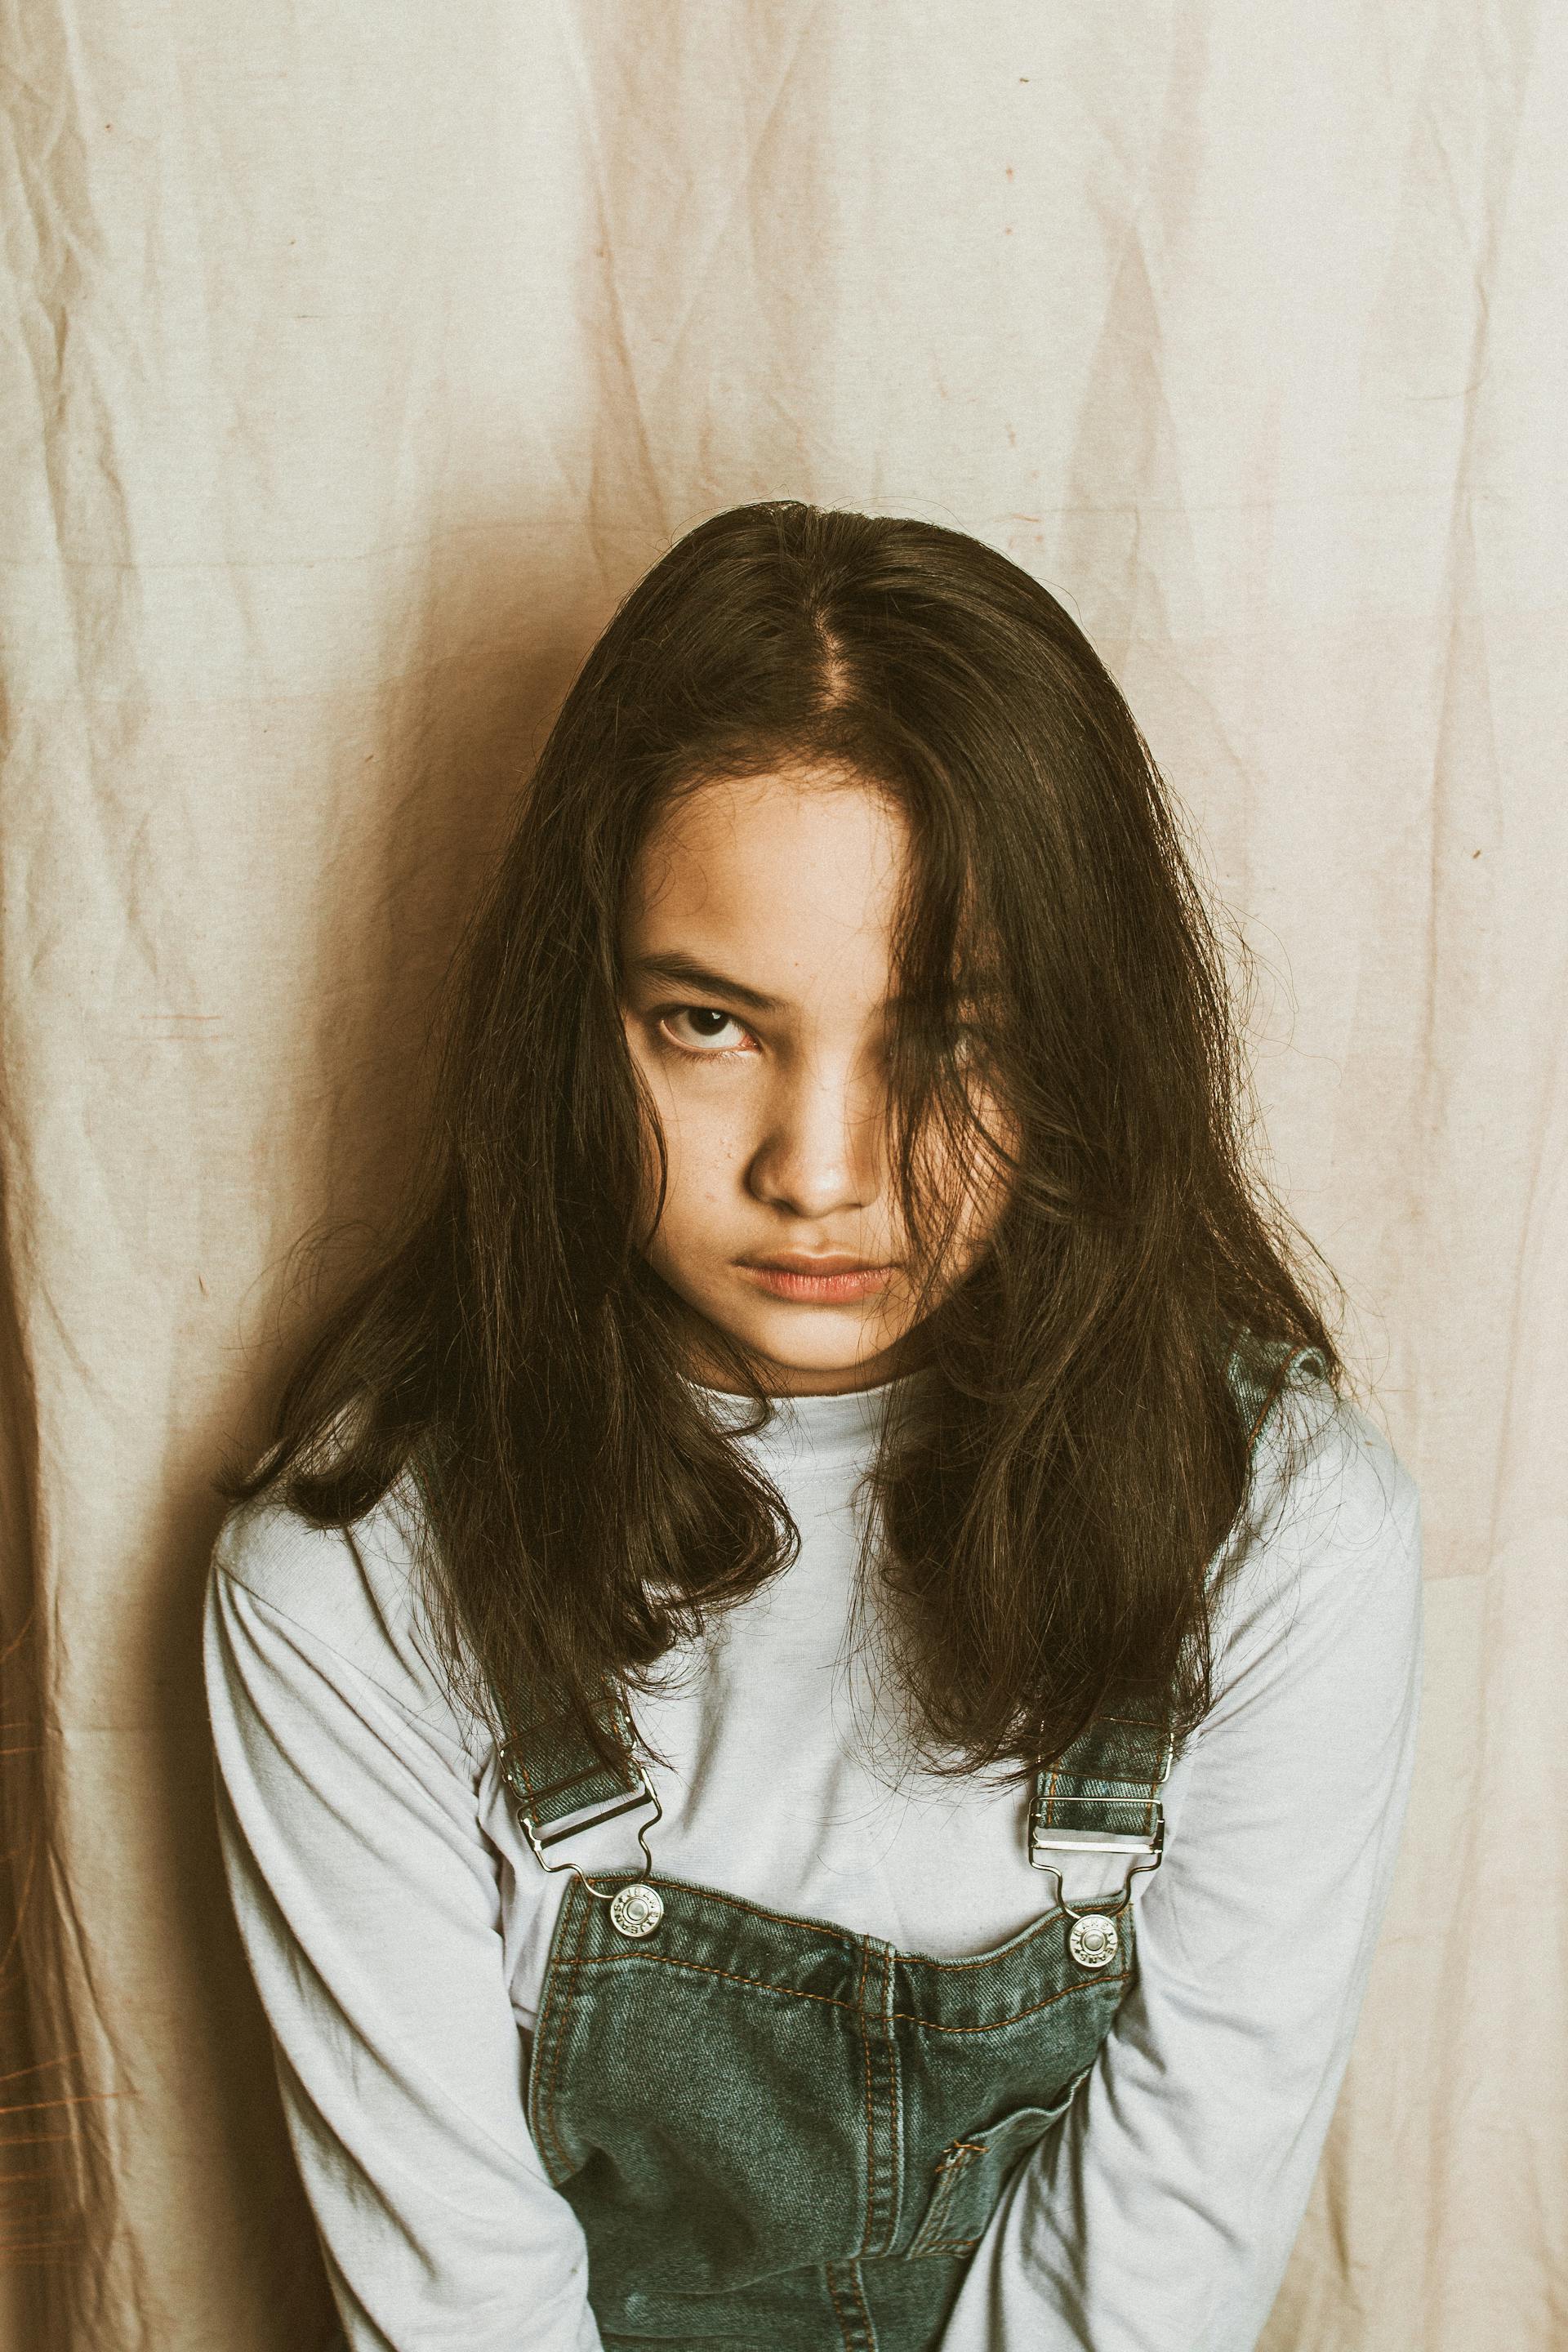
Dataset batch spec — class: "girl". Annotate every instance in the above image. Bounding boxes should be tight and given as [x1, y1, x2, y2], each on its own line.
[204, 501, 1423, 2352]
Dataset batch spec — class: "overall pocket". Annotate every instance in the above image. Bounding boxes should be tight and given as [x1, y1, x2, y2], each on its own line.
[905, 2072, 1089, 2259]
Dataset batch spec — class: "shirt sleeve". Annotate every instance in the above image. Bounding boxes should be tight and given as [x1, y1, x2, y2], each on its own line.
[936, 1389, 1424, 2352]
[203, 1515, 604, 2352]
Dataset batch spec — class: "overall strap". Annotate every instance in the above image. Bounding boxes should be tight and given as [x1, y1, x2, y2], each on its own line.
[1027, 1709, 1174, 1874]
[496, 1677, 654, 1869]
[1227, 1335, 1329, 1452]
[408, 1423, 659, 1869]
[404, 1430, 662, 1872]
[1028, 1336, 1326, 1881]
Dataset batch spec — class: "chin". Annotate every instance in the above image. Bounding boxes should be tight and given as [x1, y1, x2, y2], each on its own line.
[752, 1319, 903, 1373]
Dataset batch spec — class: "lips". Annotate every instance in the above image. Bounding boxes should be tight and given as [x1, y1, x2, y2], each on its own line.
[739, 1255, 895, 1303]
[744, 1254, 886, 1275]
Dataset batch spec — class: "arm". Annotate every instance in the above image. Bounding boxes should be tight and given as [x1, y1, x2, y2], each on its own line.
[203, 1508, 604, 2352]
[938, 1394, 1424, 2352]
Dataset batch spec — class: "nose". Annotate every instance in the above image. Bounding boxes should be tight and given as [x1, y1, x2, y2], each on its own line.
[745, 1048, 884, 1220]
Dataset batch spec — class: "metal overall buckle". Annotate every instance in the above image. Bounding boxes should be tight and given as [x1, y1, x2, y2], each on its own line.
[517, 1769, 666, 1940]
[1027, 1751, 1170, 1973]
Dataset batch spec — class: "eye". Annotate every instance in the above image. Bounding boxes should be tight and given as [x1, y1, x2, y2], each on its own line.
[654, 1004, 757, 1060]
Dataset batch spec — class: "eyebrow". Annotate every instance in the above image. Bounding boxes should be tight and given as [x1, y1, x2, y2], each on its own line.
[626, 949, 992, 1017]
[625, 952, 791, 1013]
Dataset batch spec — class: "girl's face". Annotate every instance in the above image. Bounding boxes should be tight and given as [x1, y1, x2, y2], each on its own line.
[618, 768, 1013, 1395]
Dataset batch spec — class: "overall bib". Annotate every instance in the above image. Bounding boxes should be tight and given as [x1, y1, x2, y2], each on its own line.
[497, 1343, 1312, 2352]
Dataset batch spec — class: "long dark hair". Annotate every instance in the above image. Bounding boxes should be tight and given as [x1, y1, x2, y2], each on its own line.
[216, 499, 1342, 1784]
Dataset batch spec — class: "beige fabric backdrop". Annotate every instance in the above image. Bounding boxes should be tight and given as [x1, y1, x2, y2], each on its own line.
[2, 3, 1562, 2346]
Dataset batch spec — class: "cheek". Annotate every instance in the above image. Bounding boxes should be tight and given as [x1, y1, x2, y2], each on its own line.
[670, 1102, 746, 1200]
[633, 1064, 749, 1215]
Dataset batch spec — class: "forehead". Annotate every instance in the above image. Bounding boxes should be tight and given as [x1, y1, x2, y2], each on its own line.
[621, 770, 910, 1003]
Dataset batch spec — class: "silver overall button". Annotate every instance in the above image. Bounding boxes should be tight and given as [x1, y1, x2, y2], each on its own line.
[1067, 1913, 1119, 1970]
[608, 1882, 664, 1940]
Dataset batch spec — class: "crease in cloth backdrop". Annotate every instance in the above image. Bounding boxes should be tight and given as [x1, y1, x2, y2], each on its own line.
[0, 3, 1562, 2348]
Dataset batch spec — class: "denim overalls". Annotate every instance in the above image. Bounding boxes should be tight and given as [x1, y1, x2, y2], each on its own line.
[497, 1342, 1313, 2352]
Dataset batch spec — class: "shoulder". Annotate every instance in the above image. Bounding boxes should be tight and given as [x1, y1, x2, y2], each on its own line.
[1266, 1361, 1419, 1560]
[207, 1468, 460, 1731]
[1257, 1362, 1419, 1562]
[1208, 1363, 1423, 1710]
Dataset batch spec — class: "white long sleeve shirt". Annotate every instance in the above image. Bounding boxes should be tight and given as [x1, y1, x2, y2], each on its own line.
[203, 1365, 1423, 2352]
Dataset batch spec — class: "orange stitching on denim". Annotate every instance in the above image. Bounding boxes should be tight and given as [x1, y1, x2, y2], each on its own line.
[908, 2145, 964, 2256]
[528, 1882, 577, 2180]
[573, 1870, 1129, 1976]
[540, 1881, 596, 2180]
[693, 1877, 1044, 1967]
[529, 1886, 565, 2172]
[891, 1962, 1133, 2034]
[847, 2258, 875, 2349]
[650, 1878, 860, 1947]
[537, 1882, 588, 2180]
[894, 1895, 1129, 1979]
[555, 1947, 1132, 2038]
[563, 1947, 857, 2008]
[559, 1910, 1135, 2029]
[856, 1941, 875, 2260]
[827, 2257, 874, 2350]
[898, 1919, 1060, 1976]
[824, 2261, 859, 2350]
[523, 1757, 617, 1808]
[499, 1673, 639, 1818]
[915, 2187, 956, 2255]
